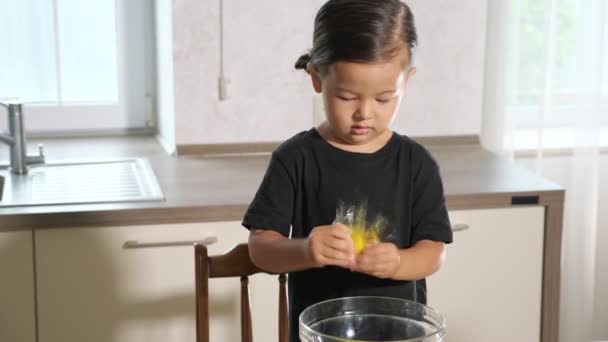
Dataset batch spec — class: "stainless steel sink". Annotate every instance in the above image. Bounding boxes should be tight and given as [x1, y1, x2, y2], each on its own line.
[0, 158, 164, 207]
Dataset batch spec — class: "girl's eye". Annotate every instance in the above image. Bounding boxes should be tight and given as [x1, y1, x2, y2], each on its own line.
[337, 96, 356, 101]
[377, 98, 391, 104]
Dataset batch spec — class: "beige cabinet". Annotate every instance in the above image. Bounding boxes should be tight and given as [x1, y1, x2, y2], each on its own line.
[0, 230, 36, 342]
[427, 206, 545, 342]
[35, 221, 279, 342]
[34, 207, 545, 342]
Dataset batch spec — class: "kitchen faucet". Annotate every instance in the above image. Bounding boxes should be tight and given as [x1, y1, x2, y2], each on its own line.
[0, 99, 45, 174]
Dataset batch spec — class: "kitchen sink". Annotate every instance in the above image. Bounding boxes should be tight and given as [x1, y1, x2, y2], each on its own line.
[0, 158, 164, 207]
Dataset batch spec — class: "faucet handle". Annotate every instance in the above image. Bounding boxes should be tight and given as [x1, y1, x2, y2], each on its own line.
[26, 144, 46, 166]
[37, 144, 45, 158]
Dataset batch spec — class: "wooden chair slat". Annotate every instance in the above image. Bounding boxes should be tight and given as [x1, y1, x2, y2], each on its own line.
[195, 244, 210, 342]
[279, 274, 289, 342]
[195, 242, 289, 342]
[209, 243, 263, 278]
[241, 276, 253, 342]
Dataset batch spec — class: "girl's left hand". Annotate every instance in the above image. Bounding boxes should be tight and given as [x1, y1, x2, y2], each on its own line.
[353, 242, 401, 279]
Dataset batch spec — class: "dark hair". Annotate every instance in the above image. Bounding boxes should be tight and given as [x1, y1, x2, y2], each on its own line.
[295, 0, 418, 74]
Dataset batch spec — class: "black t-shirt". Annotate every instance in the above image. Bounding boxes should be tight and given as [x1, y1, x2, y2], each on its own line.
[242, 128, 453, 341]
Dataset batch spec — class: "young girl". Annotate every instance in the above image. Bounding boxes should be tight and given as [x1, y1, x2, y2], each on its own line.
[242, 0, 453, 340]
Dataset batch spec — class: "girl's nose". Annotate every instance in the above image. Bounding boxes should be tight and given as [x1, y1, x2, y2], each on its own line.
[354, 101, 374, 121]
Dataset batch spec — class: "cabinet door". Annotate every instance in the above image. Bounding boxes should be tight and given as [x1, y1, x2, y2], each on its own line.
[0, 230, 36, 342]
[427, 206, 545, 342]
[36, 221, 279, 342]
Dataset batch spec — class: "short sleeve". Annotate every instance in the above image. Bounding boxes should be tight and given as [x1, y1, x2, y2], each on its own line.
[242, 153, 295, 237]
[410, 150, 453, 244]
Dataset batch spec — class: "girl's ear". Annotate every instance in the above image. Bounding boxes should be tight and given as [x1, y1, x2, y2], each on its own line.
[406, 67, 417, 81]
[400, 67, 417, 95]
[307, 63, 323, 93]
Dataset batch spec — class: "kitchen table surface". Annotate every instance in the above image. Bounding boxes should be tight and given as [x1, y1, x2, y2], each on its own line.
[0, 135, 564, 231]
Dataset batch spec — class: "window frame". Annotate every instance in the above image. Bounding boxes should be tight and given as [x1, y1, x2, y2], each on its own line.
[0, 0, 157, 135]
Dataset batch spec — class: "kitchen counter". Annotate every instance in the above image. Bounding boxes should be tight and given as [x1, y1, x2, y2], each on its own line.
[0, 135, 563, 231]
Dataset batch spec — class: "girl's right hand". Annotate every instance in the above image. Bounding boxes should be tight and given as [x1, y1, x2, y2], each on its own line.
[307, 224, 355, 269]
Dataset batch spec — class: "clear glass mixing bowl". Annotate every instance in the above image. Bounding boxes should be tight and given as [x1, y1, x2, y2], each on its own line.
[299, 296, 446, 342]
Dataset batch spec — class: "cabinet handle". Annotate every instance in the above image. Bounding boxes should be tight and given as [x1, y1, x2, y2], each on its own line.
[123, 236, 218, 249]
[452, 224, 470, 232]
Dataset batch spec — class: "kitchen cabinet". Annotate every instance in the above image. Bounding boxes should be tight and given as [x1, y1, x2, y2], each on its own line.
[0, 230, 36, 342]
[34, 206, 545, 342]
[427, 206, 545, 342]
[35, 221, 279, 342]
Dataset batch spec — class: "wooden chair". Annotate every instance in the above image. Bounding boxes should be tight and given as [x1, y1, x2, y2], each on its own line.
[194, 243, 288, 342]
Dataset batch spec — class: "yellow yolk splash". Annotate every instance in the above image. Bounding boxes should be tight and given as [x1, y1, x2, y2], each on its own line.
[334, 201, 387, 257]
[350, 223, 381, 256]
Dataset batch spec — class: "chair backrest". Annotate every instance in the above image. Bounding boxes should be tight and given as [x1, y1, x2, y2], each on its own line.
[194, 243, 288, 342]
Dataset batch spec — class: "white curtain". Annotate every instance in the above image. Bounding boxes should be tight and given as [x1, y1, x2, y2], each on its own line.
[483, 1, 607, 341]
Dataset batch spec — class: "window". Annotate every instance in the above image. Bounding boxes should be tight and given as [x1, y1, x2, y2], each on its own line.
[0, 0, 156, 133]
[507, 0, 608, 149]
[514, 0, 578, 109]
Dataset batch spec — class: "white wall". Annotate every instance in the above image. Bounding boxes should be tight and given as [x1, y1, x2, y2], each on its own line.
[395, 0, 487, 137]
[158, 0, 488, 145]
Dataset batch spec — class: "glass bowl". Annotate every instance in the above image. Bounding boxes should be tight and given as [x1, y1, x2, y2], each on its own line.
[299, 296, 445, 342]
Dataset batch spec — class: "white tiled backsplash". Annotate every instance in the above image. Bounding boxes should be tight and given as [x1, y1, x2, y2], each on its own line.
[158, 0, 488, 146]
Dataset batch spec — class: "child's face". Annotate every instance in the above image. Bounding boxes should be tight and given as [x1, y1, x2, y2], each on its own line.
[308, 54, 416, 146]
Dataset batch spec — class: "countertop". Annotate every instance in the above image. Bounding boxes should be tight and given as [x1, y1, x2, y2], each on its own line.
[0, 135, 564, 231]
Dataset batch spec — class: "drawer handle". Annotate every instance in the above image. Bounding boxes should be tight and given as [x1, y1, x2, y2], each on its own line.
[452, 224, 470, 232]
[123, 236, 218, 249]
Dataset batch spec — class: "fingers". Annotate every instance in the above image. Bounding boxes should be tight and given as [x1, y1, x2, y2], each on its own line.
[326, 235, 354, 255]
[358, 243, 390, 262]
[317, 254, 352, 268]
[308, 225, 400, 277]
[325, 224, 355, 258]
[311, 243, 352, 268]
[354, 243, 400, 278]
[322, 246, 352, 263]
[308, 225, 356, 268]
[329, 224, 353, 241]
[321, 240, 355, 268]
[356, 256, 390, 272]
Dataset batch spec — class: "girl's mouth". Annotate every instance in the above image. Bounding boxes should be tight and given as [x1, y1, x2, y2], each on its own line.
[351, 126, 371, 135]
